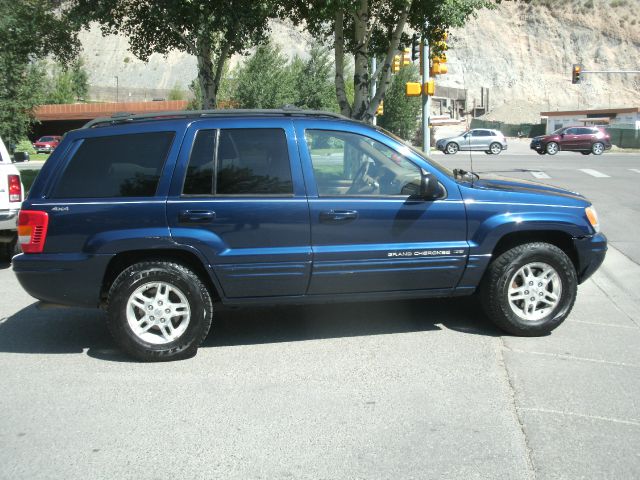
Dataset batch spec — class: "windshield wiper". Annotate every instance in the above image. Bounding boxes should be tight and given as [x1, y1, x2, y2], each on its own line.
[453, 168, 479, 181]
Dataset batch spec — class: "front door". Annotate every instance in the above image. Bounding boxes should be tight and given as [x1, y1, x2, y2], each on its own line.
[296, 124, 468, 296]
[167, 119, 312, 299]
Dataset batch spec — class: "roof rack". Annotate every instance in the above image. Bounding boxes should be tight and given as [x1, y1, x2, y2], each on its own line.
[83, 107, 350, 129]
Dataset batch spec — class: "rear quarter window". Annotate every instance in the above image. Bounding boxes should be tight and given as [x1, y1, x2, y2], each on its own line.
[51, 132, 174, 198]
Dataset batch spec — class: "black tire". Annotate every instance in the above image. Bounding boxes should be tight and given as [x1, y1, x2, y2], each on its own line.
[445, 142, 459, 154]
[580, 151, 590, 155]
[536, 150, 546, 155]
[592, 142, 605, 155]
[0, 236, 19, 262]
[546, 142, 559, 155]
[484, 150, 492, 155]
[480, 242, 577, 336]
[489, 142, 502, 155]
[107, 261, 213, 361]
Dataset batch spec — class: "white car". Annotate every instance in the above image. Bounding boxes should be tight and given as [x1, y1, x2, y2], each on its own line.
[0, 137, 24, 260]
[436, 129, 508, 155]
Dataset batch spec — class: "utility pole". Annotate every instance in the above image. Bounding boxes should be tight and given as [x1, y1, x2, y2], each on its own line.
[114, 76, 119, 103]
[371, 57, 377, 126]
[422, 24, 430, 154]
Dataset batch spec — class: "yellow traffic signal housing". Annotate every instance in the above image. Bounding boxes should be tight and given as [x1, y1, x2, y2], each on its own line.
[405, 82, 422, 97]
[375, 100, 384, 116]
[430, 54, 448, 76]
[572, 63, 583, 84]
[402, 48, 411, 67]
[424, 79, 435, 96]
[391, 55, 401, 73]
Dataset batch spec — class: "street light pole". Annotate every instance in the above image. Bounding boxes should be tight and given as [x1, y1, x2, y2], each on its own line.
[115, 76, 119, 103]
[422, 24, 430, 154]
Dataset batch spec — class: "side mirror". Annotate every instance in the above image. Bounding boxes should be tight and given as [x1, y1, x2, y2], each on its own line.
[420, 172, 442, 200]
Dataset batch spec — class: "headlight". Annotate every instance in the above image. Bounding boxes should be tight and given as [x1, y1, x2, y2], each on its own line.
[585, 206, 599, 233]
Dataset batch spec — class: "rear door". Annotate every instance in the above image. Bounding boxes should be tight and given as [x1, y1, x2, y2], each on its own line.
[166, 118, 312, 299]
[295, 122, 468, 296]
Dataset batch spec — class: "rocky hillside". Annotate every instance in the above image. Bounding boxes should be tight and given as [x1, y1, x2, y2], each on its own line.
[78, 0, 639, 123]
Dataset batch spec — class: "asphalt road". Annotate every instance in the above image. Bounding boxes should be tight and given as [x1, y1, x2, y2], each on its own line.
[1, 146, 639, 479]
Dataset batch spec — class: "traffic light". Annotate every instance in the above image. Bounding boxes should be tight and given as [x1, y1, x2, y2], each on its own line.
[430, 55, 448, 76]
[376, 100, 384, 116]
[572, 63, 583, 84]
[402, 48, 411, 67]
[424, 79, 435, 96]
[411, 35, 420, 62]
[391, 55, 401, 73]
[405, 82, 422, 97]
[430, 30, 448, 76]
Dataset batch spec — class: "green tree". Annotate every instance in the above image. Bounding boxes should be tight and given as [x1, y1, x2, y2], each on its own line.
[44, 59, 89, 104]
[233, 43, 297, 109]
[293, 46, 339, 112]
[283, 0, 493, 122]
[73, 0, 278, 109]
[378, 64, 421, 140]
[167, 83, 186, 101]
[0, 1, 80, 143]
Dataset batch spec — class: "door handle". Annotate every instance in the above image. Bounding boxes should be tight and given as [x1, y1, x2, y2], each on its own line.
[178, 209, 216, 224]
[319, 209, 358, 223]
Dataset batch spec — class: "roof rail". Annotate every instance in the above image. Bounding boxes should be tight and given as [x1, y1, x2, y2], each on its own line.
[82, 107, 350, 129]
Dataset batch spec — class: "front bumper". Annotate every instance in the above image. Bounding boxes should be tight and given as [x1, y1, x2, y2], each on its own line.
[573, 232, 607, 283]
[530, 140, 542, 150]
[0, 208, 19, 231]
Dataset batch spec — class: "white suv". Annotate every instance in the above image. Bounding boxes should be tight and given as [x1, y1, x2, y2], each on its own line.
[0, 137, 24, 260]
[436, 129, 508, 155]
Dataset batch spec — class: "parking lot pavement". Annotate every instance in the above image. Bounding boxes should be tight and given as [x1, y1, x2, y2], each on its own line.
[1, 245, 639, 479]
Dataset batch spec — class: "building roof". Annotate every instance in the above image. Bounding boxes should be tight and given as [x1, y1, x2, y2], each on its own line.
[34, 100, 189, 121]
[540, 107, 639, 117]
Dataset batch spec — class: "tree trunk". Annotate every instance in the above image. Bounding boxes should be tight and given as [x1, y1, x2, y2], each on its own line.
[334, 10, 352, 117]
[351, 0, 370, 121]
[196, 40, 217, 110]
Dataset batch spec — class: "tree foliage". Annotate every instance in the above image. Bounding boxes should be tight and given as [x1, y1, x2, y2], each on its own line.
[43, 59, 89, 104]
[73, 0, 278, 109]
[378, 64, 421, 140]
[0, 0, 80, 143]
[283, 0, 493, 122]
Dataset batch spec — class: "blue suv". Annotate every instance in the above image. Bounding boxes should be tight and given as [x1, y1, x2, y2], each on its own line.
[13, 110, 607, 361]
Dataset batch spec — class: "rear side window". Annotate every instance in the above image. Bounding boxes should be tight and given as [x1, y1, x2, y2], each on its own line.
[52, 132, 174, 198]
[182, 128, 293, 196]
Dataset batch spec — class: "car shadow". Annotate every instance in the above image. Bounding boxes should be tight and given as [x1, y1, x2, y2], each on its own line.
[0, 297, 502, 362]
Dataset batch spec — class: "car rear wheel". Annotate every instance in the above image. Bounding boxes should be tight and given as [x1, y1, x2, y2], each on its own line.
[107, 261, 213, 361]
[489, 142, 502, 155]
[480, 242, 577, 336]
[592, 142, 605, 155]
[546, 142, 559, 155]
[445, 142, 459, 154]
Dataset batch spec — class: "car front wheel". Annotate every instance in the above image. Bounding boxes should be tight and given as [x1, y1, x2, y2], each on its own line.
[489, 142, 502, 155]
[480, 242, 577, 336]
[107, 261, 213, 361]
[592, 142, 605, 155]
[546, 142, 559, 155]
[445, 142, 459, 154]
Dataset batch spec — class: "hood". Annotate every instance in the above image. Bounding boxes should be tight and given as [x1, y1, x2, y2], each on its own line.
[468, 174, 586, 202]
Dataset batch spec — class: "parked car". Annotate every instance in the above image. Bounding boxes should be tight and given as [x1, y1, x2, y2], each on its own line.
[530, 126, 611, 155]
[0, 136, 24, 260]
[436, 129, 507, 155]
[13, 109, 606, 361]
[32, 135, 62, 154]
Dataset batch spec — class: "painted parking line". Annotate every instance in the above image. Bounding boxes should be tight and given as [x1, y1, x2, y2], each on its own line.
[531, 171, 551, 179]
[629, 169, 640, 174]
[579, 169, 610, 178]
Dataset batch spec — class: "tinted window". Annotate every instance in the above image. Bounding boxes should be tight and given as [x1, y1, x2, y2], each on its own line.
[183, 130, 216, 195]
[306, 130, 421, 196]
[52, 132, 174, 198]
[216, 129, 292, 195]
[565, 128, 578, 135]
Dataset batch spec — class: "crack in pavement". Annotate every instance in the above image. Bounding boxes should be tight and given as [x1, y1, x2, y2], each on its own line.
[519, 407, 640, 427]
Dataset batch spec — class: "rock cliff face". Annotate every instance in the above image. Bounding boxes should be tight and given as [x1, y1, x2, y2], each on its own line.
[78, 0, 639, 123]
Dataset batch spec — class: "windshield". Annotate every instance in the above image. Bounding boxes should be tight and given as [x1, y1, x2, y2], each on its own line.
[376, 126, 454, 178]
[551, 127, 566, 135]
[38, 136, 56, 142]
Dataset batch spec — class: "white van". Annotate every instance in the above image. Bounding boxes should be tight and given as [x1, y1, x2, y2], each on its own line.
[0, 137, 24, 260]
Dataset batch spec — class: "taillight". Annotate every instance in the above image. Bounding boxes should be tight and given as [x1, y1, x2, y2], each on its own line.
[18, 210, 49, 253]
[8, 175, 21, 202]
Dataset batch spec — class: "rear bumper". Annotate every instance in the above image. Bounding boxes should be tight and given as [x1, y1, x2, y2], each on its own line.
[573, 232, 607, 283]
[13, 253, 114, 307]
[0, 208, 19, 231]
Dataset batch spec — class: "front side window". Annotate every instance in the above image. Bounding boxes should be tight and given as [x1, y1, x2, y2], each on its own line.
[52, 131, 174, 198]
[305, 130, 422, 197]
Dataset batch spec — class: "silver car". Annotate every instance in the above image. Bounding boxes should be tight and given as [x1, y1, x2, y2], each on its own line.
[436, 129, 508, 155]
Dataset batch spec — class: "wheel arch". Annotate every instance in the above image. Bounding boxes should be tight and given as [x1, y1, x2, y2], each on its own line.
[100, 248, 222, 307]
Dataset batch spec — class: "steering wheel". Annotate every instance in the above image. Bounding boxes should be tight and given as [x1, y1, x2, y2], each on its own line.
[347, 160, 378, 194]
